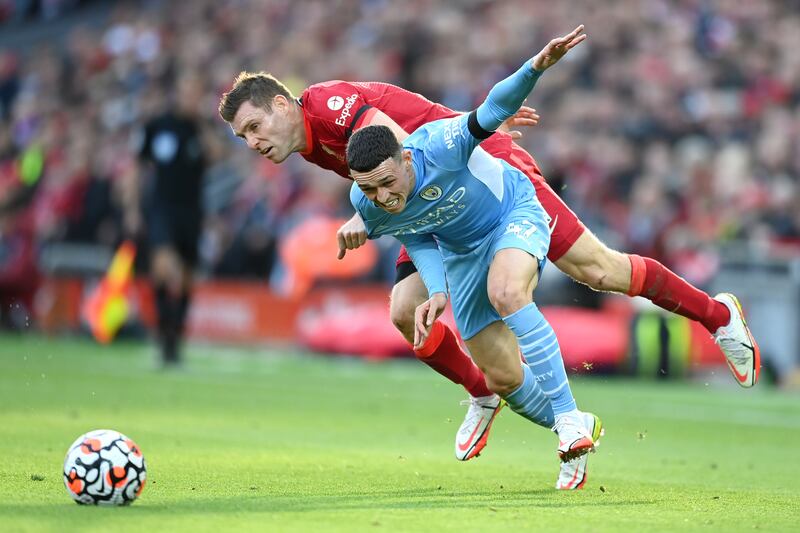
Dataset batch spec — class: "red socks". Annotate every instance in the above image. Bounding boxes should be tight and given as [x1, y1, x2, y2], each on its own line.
[627, 255, 730, 333]
[414, 321, 493, 398]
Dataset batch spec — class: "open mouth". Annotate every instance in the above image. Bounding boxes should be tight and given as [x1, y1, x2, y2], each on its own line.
[384, 198, 399, 209]
[261, 146, 273, 156]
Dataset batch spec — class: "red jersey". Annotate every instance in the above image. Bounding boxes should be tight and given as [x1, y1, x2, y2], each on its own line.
[298, 80, 542, 179]
[298, 81, 580, 262]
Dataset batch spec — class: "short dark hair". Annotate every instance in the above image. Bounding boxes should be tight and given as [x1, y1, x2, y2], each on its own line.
[347, 125, 401, 172]
[218, 71, 294, 123]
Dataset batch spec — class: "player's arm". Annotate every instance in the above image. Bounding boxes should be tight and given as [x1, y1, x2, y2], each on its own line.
[343, 183, 392, 257]
[340, 184, 383, 259]
[400, 233, 447, 299]
[428, 25, 585, 170]
[360, 106, 540, 144]
[470, 25, 586, 137]
[122, 124, 152, 237]
[360, 109, 411, 143]
[399, 233, 449, 349]
[336, 212, 368, 260]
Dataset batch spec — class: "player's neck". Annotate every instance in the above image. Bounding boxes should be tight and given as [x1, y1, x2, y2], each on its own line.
[289, 103, 308, 154]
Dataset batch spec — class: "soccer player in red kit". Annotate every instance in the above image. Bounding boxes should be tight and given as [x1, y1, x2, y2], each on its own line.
[218, 61, 759, 463]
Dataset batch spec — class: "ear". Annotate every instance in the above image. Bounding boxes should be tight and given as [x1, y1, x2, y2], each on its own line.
[272, 94, 290, 113]
[402, 149, 413, 164]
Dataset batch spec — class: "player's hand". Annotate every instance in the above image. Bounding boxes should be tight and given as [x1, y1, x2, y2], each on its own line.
[500, 106, 539, 140]
[413, 292, 448, 350]
[531, 24, 586, 72]
[336, 213, 368, 259]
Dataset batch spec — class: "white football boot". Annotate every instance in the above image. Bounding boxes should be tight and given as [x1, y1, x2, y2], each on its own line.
[553, 409, 595, 462]
[556, 412, 604, 490]
[454, 394, 504, 461]
[713, 293, 760, 388]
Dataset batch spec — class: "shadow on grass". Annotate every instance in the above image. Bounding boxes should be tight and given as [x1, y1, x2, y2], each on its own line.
[0, 487, 656, 517]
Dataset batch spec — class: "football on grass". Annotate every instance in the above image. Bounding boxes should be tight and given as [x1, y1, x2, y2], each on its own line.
[63, 429, 146, 505]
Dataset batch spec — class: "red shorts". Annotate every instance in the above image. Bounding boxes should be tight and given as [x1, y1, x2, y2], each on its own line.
[395, 133, 585, 269]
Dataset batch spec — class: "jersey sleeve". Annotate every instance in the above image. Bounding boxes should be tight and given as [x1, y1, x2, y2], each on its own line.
[397, 233, 448, 297]
[303, 82, 376, 141]
[421, 114, 480, 172]
[473, 60, 542, 134]
[421, 60, 543, 172]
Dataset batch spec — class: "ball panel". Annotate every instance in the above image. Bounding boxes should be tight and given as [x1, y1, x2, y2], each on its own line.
[63, 429, 146, 506]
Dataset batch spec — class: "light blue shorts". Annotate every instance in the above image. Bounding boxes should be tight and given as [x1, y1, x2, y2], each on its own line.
[442, 196, 550, 340]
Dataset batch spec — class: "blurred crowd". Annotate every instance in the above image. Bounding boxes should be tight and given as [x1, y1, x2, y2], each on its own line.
[0, 0, 86, 24]
[1, 0, 800, 319]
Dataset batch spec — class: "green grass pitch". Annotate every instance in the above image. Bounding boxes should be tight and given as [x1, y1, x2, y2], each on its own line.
[1, 335, 798, 532]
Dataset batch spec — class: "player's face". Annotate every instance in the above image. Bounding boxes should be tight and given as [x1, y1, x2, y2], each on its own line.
[230, 98, 297, 163]
[352, 152, 415, 214]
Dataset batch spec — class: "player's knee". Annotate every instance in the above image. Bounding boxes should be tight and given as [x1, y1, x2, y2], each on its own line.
[388, 296, 416, 338]
[487, 279, 529, 316]
[482, 366, 522, 396]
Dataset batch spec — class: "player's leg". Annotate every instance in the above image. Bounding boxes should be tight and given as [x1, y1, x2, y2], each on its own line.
[464, 320, 553, 427]
[390, 251, 493, 399]
[555, 229, 729, 331]
[556, 412, 604, 490]
[172, 261, 193, 357]
[150, 245, 184, 366]
[501, 140, 759, 386]
[488, 247, 593, 461]
[170, 217, 199, 365]
[390, 250, 498, 461]
[554, 228, 759, 386]
[481, 191, 596, 461]
[147, 205, 180, 365]
[465, 321, 601, 488]
[488, 248, 575, 411]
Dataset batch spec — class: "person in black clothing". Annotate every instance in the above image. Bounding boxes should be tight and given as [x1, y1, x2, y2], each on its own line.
[129, 75, 207, 366]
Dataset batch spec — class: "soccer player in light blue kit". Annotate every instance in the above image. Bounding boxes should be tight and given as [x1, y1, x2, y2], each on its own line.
[347, 26, 600, 489]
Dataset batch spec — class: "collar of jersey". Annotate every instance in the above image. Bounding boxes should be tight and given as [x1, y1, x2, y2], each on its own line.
[409, 148, 425, 199]
[299, 110, 314, 156]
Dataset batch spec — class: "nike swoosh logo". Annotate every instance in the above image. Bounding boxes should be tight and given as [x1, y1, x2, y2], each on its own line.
[727, 360, 750, 383]
[563, 462, 583, 489]
[457, 422, 483, 452]
[724, 340, 754, 383]
[548, 215, 559, 235]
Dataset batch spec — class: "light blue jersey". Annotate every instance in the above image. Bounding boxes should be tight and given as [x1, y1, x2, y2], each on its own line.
[361, 116, 540, 250]
[351, 61, 551, 338]
[351, 47, 584, 425]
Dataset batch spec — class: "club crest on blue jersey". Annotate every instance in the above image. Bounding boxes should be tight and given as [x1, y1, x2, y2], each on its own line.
[420, 185, 443, 201]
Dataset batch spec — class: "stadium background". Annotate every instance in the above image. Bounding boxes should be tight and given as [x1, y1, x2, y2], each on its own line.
[1, 0, 798, 382]
[1, 1, 800, 531]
